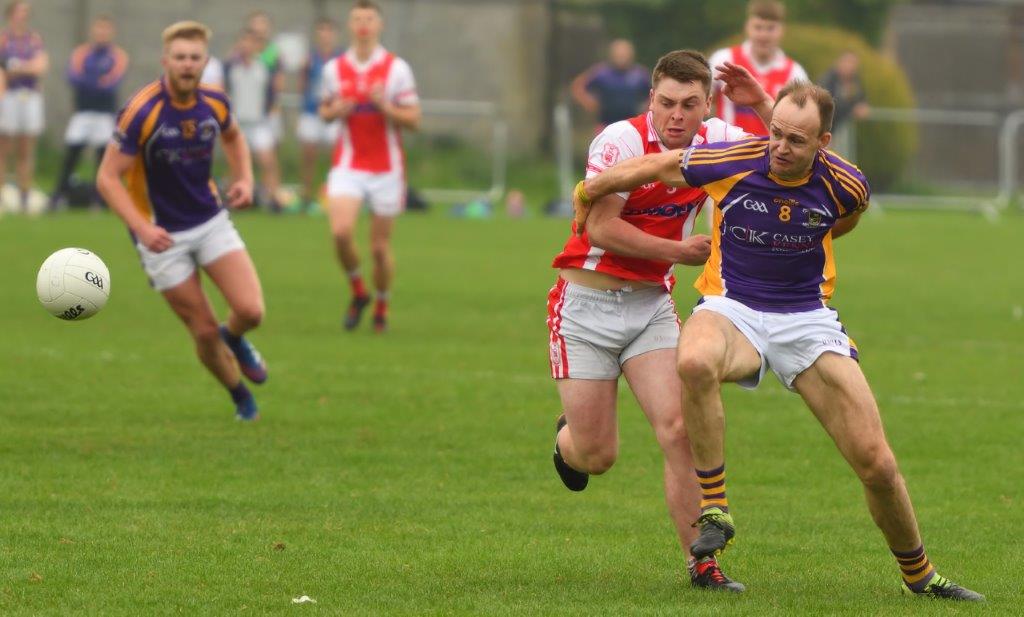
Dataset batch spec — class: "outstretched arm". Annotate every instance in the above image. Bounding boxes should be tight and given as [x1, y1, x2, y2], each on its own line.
[573, 150, 687, 234]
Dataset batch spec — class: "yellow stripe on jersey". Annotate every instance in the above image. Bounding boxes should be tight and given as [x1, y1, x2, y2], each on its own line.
[688, 140, 767, 156]
[825, 160, 868, 204]
[118, 81, 161, 132]
[125, 157, 153, 222]
[688, 144, 766, 162]
[820, 174, 847, 216]
[835, 175, 866, 208]
[687, 151, 765, 168]
[203, 95, 229, 126]
[825, 149, 864, 174]
[820, 230, 836, 302]
[695, 204, 725, 297]
[138, 100, 164, 146]
[702, 170, 753, 203]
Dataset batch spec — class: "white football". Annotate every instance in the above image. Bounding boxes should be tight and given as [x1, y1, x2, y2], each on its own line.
[36, 248, 111, 320]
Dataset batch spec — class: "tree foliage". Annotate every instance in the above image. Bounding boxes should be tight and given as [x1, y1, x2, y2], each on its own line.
[562, 0, 903, 59]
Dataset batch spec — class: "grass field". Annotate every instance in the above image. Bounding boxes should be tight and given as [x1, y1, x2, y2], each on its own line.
[1, 207, 1021, 615]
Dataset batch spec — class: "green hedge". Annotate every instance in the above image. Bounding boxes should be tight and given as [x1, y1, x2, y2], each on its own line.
[709, 24, 917, 190]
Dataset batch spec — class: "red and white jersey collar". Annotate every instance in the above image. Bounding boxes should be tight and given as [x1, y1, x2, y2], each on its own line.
[343, 45, 388, 70]
[740, 40, 790, 73]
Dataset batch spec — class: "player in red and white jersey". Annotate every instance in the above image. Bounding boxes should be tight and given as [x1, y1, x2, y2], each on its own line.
[708, 0, 807, 136]
[319, 0, 419, 332]
[548, 50, 773, 592]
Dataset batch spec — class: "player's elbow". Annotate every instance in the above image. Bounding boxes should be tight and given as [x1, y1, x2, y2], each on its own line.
[586, 216, 613, 249]
[95, 165, 117, 196]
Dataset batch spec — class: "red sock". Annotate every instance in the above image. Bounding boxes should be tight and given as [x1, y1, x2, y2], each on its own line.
[374, 297, 388, 317]
[350, 275, 368, 298]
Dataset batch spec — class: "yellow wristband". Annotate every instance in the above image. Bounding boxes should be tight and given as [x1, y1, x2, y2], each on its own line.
[574, 181, 591, 205]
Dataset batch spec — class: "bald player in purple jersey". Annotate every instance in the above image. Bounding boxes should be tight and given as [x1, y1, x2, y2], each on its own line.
[97, 21, 268, 421]
[572, 82, 983, 601]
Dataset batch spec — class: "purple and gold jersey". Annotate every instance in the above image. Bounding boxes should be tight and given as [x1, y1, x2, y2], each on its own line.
[113, 79, 234, 232]
[680, 137, 870, 312]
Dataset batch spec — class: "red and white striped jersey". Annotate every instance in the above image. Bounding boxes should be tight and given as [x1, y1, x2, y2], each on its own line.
[709, 41, 807, 136]
[320, 46, 418, 173]
[551, 112, 750, 289]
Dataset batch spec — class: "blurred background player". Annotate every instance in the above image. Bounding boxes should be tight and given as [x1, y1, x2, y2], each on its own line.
[226, 28, 280, 212]
[570, 38, 649, 133]
[708, 0, 806, 136]
[0, 0, 47, 212]
[297, 17, 342, 214]
[50, 15, 128, 210]
[819, 50, 870, 156]
[246, 9, 283, 205]
[549, 50, 774, 592]
[96, 21, 267, 421]
[200, 52, 224, 88]
[319, 0, 420, 333]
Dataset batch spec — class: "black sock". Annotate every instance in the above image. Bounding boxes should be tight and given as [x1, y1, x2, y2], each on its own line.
[220, 324, 241, 345]
[53, 144, 85, 199]
[228, 381, 251, 404]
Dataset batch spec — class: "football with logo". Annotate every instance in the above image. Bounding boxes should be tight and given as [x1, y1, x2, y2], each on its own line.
[35, 248, 111, 320]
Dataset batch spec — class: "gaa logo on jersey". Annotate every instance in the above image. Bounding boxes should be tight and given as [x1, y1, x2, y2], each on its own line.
[180, 119, 197, 140]
[601, 143, 620, 166]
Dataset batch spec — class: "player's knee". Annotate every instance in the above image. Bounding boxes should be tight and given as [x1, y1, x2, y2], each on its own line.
[677, 351, 719, 389]
[370, 240, 390, 263]
[332, 225, 355, 244]
[190, 320, 221, 347]
[234, 301, 264, 329]
[857, 446, 901, 491]
[579, 443, 618, 475]
[653, 413, 689, 449]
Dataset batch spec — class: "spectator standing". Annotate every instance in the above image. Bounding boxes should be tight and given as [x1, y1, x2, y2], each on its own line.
[571, 39, 649, 133]
[51, 15, 128, 209]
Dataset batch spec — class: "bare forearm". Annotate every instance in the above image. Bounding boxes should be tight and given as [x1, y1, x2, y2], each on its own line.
[831, 214, 860, 239]
[589, 217, 681, 262]
[97, 172, 150, 234]
[383, 103, 420, 130]
[753, 96, 773, 128]
[584, 152, 683, 199]
[221, 134, 253, 184]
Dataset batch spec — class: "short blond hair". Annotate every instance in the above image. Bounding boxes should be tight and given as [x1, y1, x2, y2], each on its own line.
[162, 21, 211, 47]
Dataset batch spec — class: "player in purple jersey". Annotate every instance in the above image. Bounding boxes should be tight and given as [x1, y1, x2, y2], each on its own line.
[0, 0, 48, 211]
[572, 82, 983, 601]
[96, 21, 268, 422]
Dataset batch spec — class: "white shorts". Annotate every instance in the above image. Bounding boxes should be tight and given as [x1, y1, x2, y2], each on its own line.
[0, 89, 44, 136]
[327, 167, 405, 217]
[238, 119, 275, 153]
[64, 111, 115, 147]
[136, 210, 245, 291]
[297, 113, 339, 145]
[692, 295, 859, 390]
[547, 279, 680, 380]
